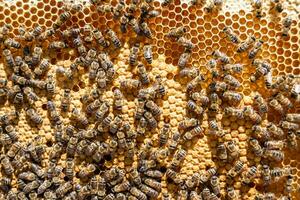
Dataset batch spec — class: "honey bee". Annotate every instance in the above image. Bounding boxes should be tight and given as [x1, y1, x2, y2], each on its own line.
[170, 148, 187, 168]
[226, 141, 239, 160]
[120, 79, 141, 90]
[274, 93, 293, 109]
[60, 89, 71, 112]
[184, 125, 204, 141]
[286, 130, 297, 149]
[7, 142, 22, 158]
[86, 99, 101, 115]
[49, 41, 67, 49]
[285, 113, 300, 123]
[137, 63, 150, 85]
[226, 187, 237, 200]
[249, 138, 264, 157]
[26, 108, 43, 125]
[145, 100, 162, 117]
[0, 177, 11, 192]
[18, 172, 37, 181]
[3, 49, 15, 69]
[248, 39, 264, 59]
[281, 121, 299, 131]
[177, 37, 195, 50]
[23, 181, 40, 194]
[212, 50, 230, 64]
[208, 118, 220, 135]
[1, 157, 14, 175]
[102, 114, 113, 129]
[223, 27, 240, 44]
[140, 22, 152, 39]
[284, 175, 293, 195]
[36, 180, 52, 195]
[106, 28, 121, 48]
[167, 131, 181, 151]
[270, 167, 291, 181]
[260, 164, 271, 186]
[111, 88, 123, 112]
[224, 75, 241, 88]
[0, 78, 7, 100]
[237, 34, 256, 53]
[243, 106, 262, 124]
[129, 43, 140, 66]
[0, 24, 11, 42]
[179, 118, 198, 130]
[186, 74, 205, 91]
[228, 160, 245, 179]
[190, 91, 209, 106]
[113, 0, 125, 19]
[167, 27, 187, 39]
[250, 66, 270, 83]
[71, 108, 88, 127]
[253, 93, 268, 114]
[161, 0, 173, 6]
[56, 181, 72, 198]
[130, 187, 147, 200]
[222, 91, 243, 103]
[23, 87, 38, 105]
[204, 0, 222, 13]
[269, 98, 284, 114]
[270, 0, 283, 13]
[264, 149, 284, 162]
[144, 111, 158, 129]
[4, 38, 20, 49]
[31, 46, 43, 66]
[178, 50, 191, 69]
[34, 59, 50, 77]
[264, 140, 285, 150]
[252, 125, 270, 140]
[109, 115, 123, 134]
[222, 63, 243, 74]
[242, 166, 257, 185]
[97, 4, 113, 12]
[179, 67, 199, 79]
[252, 0, 263, 18]
[217, 143, 228, 162]
[143, 44, 153, 64]
[47, 100, 61, 124]
[290, 83, 300, 99]
[187, 100, 204, 115]
[120, 14, 129, 33]
[92, 29, 109, 48]
[95, 102, 109, 122]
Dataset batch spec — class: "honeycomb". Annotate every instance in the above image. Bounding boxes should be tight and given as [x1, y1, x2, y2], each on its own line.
[0, 0, 299, 199]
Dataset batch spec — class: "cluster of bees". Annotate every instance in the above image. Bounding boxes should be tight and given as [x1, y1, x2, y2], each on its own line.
[0, 0, 299, 199]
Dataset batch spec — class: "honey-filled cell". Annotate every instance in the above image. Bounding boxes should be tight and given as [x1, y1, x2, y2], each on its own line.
[0, 0, 299, 199]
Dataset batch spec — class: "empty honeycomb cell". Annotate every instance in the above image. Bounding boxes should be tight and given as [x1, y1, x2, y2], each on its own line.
[286, 66, 293, 74]
[45, 20, 52, 27]
[291, 36, 298, 43]
[293, 68, 300, 75]
[285, 58, 292, 65]
[5, 17, 11, 24]
[0, 13, 4, 20]
[170, 20, 178, 27]
[232, 22, 240, 30]
[3, 8, 10, 16]
[225, 18, 233, 26]
[51, 7, 58, 14]
[277, 48, 284, 55]
[84, 17, 92, 24]
[174, 7, 181, 14]
[278, 64, 285, 71]
[284, 50, 292, 57]
[23, 3, 29, 10]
